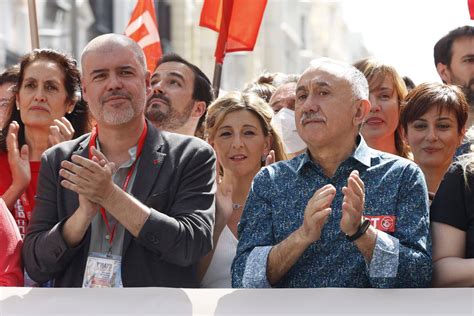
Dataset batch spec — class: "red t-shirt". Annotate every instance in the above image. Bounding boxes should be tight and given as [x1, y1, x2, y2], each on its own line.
[0, 198, 24, 286]
[0, 153, 41, 238]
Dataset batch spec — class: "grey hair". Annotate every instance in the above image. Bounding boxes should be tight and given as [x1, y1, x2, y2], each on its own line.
[310, 57, 369, 101]
[272, 73, 301, 88]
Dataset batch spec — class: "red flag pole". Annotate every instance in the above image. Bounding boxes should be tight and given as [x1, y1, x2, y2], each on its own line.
[27, 0, 40, 49]
[212, 0, 233, 99]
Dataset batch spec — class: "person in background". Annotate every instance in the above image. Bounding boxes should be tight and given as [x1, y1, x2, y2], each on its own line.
[200, 91, 286, 287]
[400, 82, 467, 201]
[232, 58, 431, 288]
[268, 74, 300, 113]
[145, 53, 213, 138]
[0, 49, 89, 239]
[0, 65, 19, 130]
[354, 58, 410, 158]
[0, 198, 23, 286]
[430, 152, 474, 287]
[434, 26, 474, 113]
[269, 74, 306, 157]
[434, 26, 474, 155]
[242, 73, 277, 104]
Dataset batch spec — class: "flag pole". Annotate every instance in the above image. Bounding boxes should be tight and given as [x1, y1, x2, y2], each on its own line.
[212, 62, 222, 99]
[211, 0, 233, 99]
[27, 0, 40, 49]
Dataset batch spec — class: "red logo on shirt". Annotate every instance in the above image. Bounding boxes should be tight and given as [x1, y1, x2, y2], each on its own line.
[365, 215, 396, 233]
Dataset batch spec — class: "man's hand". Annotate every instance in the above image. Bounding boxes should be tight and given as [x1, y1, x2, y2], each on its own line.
[340, 170, 365, 236]
[6, 121, 30, 192]
[264, 149, 276, 166]
[296, 184, 336, 245]
[59, 147, 117, 206]
[49, 117, 75, 146]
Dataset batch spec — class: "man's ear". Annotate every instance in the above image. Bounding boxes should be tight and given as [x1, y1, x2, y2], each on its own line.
[192, 101, 206, 119]
[82, 85, 88, 103]
[436, 63, 451, 84]
[353, 99, 370, 125]
[145, 70, 152, 97]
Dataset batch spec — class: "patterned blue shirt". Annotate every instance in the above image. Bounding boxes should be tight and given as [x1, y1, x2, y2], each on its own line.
[232, 136, 432, 288]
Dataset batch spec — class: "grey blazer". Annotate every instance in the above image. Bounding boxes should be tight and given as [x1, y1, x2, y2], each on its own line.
[23, 120, 216, 287]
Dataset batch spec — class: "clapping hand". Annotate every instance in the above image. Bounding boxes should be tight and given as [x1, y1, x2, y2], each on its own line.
[49, 117, 75, 146]
[340, 170, 365, 236]
[60, 147, 116, 217]
[6, 121, 30, 192]
[297, 184, 336, 244]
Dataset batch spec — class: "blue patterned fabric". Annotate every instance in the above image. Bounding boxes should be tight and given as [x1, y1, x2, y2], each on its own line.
[232, 136, 432, 288]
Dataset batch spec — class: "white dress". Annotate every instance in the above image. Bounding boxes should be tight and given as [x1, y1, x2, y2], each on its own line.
[200, 225, 238, 288]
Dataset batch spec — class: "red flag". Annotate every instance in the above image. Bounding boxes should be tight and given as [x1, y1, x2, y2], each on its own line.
[125, 0, 162, 72]
[469, 0, 474, 19]
[199, 0, 267, 64]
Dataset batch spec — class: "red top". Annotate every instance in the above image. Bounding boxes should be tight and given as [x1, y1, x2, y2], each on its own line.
[0, 153, 41, 238]
[0, 198, 23, 286]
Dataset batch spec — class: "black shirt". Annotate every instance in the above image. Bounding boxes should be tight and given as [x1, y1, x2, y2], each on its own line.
[431, 162, 474, 258]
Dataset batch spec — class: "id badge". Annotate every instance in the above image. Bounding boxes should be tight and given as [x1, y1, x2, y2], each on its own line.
[82, 252, 123, 288]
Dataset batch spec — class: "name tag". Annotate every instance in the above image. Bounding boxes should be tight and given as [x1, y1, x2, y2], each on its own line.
[82, 252, 123, 288]
[365, 215, 396, 233]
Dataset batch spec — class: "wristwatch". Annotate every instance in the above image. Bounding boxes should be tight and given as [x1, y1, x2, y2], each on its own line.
[345, 219, 371, 242]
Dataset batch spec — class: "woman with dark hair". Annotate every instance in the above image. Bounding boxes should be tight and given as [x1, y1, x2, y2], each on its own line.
[430, 151, 474, 287]
[199, 92, 287, 287]
[400, 83, 467, 199]
[0, 49, 89, 238]
[353, 58, 410, 158]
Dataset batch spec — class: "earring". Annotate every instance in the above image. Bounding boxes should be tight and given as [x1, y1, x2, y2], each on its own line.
[261, 154, 267, 163]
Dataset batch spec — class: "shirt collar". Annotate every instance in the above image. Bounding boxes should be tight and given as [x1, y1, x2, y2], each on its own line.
[95, 141, 138, 169]
[296, 134, 373, 173]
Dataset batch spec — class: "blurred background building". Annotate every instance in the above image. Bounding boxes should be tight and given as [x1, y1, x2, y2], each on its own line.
[0, 0, 369, 91]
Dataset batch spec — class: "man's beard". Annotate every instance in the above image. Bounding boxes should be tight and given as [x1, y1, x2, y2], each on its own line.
[461, 82, 474, 108]
[92, 92, 136, 125]
[145, 93, 194, 131]
[450, 73, 474, 107]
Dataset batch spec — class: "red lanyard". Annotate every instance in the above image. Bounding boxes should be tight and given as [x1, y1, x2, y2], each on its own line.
[88, 121, 148, 245]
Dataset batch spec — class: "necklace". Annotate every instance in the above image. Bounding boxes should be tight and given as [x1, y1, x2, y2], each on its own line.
[232, 202, 243, 210]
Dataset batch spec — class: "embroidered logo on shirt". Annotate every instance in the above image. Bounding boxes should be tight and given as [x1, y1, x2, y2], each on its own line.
[365, 215, 396, 232]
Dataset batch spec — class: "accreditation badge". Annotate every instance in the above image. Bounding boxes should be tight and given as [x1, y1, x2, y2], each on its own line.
[82, 252, 123, 288]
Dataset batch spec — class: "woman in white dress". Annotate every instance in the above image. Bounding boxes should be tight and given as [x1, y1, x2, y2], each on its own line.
[200, 91, 287, 287]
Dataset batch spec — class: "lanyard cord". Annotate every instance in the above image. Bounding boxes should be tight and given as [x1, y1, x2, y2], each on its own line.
[88, 121, 148, 245]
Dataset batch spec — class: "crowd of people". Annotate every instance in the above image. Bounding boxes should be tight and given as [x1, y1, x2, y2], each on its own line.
[0, 25, 472, 288]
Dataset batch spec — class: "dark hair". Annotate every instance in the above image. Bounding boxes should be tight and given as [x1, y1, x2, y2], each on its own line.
[403, 76, 416, 91]
[156, 53, 214, 137]
[434, 26, 474, 67]
[0, 65, 20, 86]
[400, 82, 468, 135]
[0, 49, 89, 153]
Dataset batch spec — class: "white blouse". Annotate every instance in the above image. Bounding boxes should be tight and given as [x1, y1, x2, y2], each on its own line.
[200, 225, 238, 288]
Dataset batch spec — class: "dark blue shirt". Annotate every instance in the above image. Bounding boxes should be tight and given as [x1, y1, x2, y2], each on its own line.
[232, 137, 432, 288]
